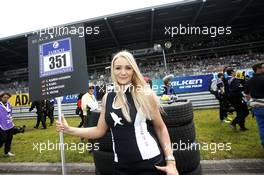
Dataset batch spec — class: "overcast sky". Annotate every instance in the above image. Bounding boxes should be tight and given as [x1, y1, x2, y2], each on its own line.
[0, 0, 184, 39]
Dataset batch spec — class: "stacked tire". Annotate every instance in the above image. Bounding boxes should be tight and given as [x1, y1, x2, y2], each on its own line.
[91, 99, 202, 175]
[162, 100, 202, 175]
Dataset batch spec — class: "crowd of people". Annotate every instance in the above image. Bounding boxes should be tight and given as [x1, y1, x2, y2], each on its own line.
[0, 81, 29, 94]
[211, 63, 264, 148]
[89, 53, 264, 84]
[1, 53, 263, 90]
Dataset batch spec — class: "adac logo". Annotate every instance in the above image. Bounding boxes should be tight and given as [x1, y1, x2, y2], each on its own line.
[9, 94, 31, 107]
[53, 41, 59, 49]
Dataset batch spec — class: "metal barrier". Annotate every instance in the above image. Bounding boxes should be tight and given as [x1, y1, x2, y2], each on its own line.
[12, 91, 219, 118]
[177, 91, 219, 109]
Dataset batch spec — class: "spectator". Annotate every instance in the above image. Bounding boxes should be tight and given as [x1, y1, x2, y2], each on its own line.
[76, 93, 84, 128]
[215, 73, 230, 123]
[29, 100, 47, 129]
[244, 62, 264, 148]
[163, 74, 175, 95]
[44, 99, 55, 126]
[81, 83, 98, 127]
[226, 67, 249, 131]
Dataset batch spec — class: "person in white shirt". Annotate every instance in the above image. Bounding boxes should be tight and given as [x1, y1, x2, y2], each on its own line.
[81, 84, 98, 127]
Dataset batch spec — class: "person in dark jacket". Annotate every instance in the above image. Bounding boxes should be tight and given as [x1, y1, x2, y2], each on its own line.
[44, 99, 55, 126]
[226, 67, 249, 131]
[244, 62, 264, 148]
[76, 93, 84, 128]
[215, 73, 230, 122]
[29, 100, 46, 129]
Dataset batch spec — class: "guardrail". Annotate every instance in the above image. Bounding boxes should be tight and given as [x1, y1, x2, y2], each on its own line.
[12, 91, 219, 118]
[177, 91, 219, 109]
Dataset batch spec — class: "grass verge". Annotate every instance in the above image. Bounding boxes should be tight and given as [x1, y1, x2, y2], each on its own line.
[0, 109, 263, 162]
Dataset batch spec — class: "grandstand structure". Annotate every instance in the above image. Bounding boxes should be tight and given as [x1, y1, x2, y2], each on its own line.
[0, 0, 264, 92]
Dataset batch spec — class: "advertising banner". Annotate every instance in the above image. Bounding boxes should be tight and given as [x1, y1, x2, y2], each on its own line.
[152, 74, 213, 94]
[9, 93, 31, 107]
[171, 74, 213, 93]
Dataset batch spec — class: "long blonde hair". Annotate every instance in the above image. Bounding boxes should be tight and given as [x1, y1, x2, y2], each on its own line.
[111, 50, 160, 122]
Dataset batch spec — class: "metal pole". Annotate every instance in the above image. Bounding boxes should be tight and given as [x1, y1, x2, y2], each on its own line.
[57, 96, 66, 175]
[162, 49, 167, 73]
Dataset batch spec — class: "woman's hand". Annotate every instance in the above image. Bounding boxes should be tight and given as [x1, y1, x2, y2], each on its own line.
[155, 163, 179, 175]
[56, 115, 70, 133]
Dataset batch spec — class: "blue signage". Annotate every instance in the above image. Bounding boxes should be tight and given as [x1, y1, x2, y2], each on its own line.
[152, 74, 213, 94]
[39, 38, 74, 78]
[171, 74, 213, 93]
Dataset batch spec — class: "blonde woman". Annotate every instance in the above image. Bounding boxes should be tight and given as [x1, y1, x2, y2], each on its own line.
[56, 51, 179, 175]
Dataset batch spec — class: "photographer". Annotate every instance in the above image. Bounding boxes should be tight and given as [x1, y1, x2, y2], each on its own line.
[0, 92, 15, 157]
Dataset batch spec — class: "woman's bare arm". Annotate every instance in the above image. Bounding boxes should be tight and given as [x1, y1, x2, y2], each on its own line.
[150, 94, 178, 175]
[147, 92, 174, 161]
[56, 94, 109, 139]
[152, 106, 175, 165]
